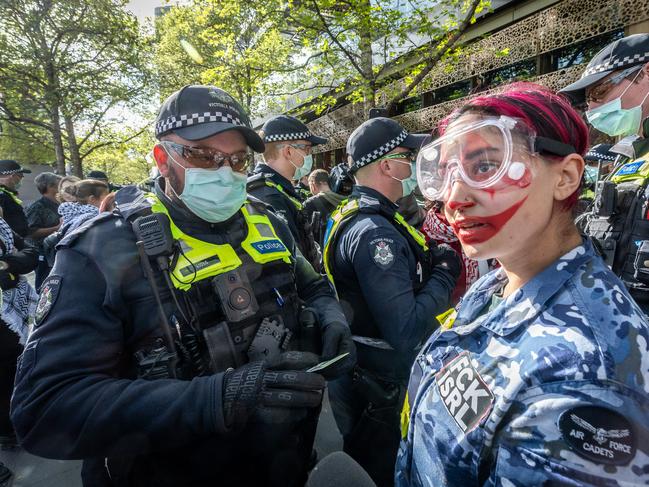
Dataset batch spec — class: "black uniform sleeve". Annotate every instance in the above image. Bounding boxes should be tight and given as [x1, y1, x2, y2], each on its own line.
[11, 245, 226, 460]
[345, 226, 452, 355]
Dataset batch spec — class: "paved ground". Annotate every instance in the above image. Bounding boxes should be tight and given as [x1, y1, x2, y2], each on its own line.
[0, 391, 343, 486]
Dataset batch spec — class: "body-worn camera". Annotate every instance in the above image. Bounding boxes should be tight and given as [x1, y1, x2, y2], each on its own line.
[211, 268, 259, 323]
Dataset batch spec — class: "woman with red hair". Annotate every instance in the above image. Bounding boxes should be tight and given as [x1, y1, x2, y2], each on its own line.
[396, 84, 649, 485]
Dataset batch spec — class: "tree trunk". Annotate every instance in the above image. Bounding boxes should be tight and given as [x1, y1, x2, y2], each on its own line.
[358, 7, 375, 116]
[49, 105, 66, 175]
[63, 113, 82, 177]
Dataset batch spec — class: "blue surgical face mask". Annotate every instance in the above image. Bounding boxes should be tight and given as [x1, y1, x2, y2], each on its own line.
[584, 165, 599, 184]
[291, 153, 313, 181]
[166, 148, 247, 223]
[391, 160, 418, 197]
[586, 72, 649, 137]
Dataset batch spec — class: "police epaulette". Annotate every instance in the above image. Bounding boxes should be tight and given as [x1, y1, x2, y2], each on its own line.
[246, 172, 272, 190]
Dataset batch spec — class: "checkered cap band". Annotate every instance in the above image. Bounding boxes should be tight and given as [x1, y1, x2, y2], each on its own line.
[585, 150, 616, 161]
[264, 131, 311, 142]
[155, 111, 243, 136]
[0, 169, 20, 175]
[582, 51, 649, 77]
[352, 130, 408, 170]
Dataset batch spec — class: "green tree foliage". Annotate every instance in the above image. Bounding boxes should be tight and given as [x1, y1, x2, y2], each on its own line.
[83, 128, 156, 185]
[0, 0, 154, 176]
[284, 0, 491, 115]
[155, 0, 296, 115]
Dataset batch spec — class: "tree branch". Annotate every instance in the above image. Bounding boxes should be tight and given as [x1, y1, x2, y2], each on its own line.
[385, 0, 483, 114]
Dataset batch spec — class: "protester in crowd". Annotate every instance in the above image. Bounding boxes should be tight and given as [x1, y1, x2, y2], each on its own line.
[25, 172, 62, 290]
[42, 179, 109, 266]
[303, 169, 346, 245]
[57, 175, 81, 203]
[397, 83, 649, 485]
[0, 160, 31, 237]
[0, 210, 38, 452]
[421, 201, 495, 305]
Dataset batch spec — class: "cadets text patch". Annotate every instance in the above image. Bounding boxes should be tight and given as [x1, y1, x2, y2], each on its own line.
[35, 276, 62, 325]
[559, 406, 635, 466]
[436, 351, 493, 433]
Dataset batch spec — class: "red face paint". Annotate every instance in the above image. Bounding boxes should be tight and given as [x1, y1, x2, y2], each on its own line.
[450, 196, 528, 244]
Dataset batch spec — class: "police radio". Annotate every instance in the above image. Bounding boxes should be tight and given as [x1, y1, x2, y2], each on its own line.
[132, 213, 175, 264]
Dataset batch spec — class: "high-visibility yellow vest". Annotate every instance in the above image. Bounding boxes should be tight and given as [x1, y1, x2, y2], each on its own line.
[148, 195, 292, 291]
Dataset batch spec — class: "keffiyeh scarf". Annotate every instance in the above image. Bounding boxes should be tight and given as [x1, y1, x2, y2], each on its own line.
[0, 218, 38, 344]
[422, 210, 480, 287]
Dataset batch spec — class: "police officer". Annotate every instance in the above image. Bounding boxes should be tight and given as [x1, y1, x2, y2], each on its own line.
[247, 115, 328, 267]
[11, 85, 355, 487]
[561, 34, 649, 312]
[322, 117, 460, 487]
[0, 160, 31, 237]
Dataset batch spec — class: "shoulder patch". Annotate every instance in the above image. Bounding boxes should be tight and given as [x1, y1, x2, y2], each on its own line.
[35, 276, 62, 325]
[436, 351, 493, 433]
[559, 406, 635, 466]
[370, 237, 395, 269]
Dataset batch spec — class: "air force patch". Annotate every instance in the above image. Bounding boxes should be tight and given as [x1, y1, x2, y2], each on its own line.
[370, 237, 395, 269]
[436, 351, 493, 433]
[559, 406, 636, 465]
[35, 276, 62, 326]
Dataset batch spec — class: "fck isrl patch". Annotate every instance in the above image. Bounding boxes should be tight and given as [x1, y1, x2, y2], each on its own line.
[559, 406, 635, 466]
[436, 351, 493, 433]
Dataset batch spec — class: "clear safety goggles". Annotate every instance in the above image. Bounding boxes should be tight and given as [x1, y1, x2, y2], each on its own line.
[416, 116, 576, 201]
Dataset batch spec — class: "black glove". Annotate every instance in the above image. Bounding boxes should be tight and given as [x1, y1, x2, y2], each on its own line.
[319, 321, 357, 380]
[222, 360, 325, 429]
[431, 243, 462, 281]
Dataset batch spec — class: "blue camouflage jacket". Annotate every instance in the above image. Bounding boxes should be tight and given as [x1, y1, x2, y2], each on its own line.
[396, 239, 649, 486]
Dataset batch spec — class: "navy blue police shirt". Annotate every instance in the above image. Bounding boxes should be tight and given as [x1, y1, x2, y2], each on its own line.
[329, 186, 455, 380]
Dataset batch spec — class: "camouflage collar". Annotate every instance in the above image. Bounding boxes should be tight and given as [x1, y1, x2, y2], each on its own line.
[454, 239, 596, 337]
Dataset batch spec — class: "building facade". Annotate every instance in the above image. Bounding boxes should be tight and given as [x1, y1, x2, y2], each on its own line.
[291, 0, 649, 168]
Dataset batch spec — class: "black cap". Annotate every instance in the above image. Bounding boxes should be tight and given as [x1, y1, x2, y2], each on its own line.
[346, 117, 427, 173]
[155, 85, 264, 153]
[584, 143, 616, 163]
[260, 115, 328, 146]
[87, 170, 108, 181]
[560, 34, 649, 103]
[0, 160, 31, 176]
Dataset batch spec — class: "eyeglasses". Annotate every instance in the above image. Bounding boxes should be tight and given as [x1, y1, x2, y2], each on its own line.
[586, 65, 643, 104]
[279, 143, 313, 155]
[375, 151, 416, 164]
[162, 141, 254, 172]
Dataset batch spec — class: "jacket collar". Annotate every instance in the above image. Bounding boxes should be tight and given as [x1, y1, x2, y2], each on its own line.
[353, 186, 398, 212]
[453, 239, 596, 337]
[253, 163, 299, 199]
